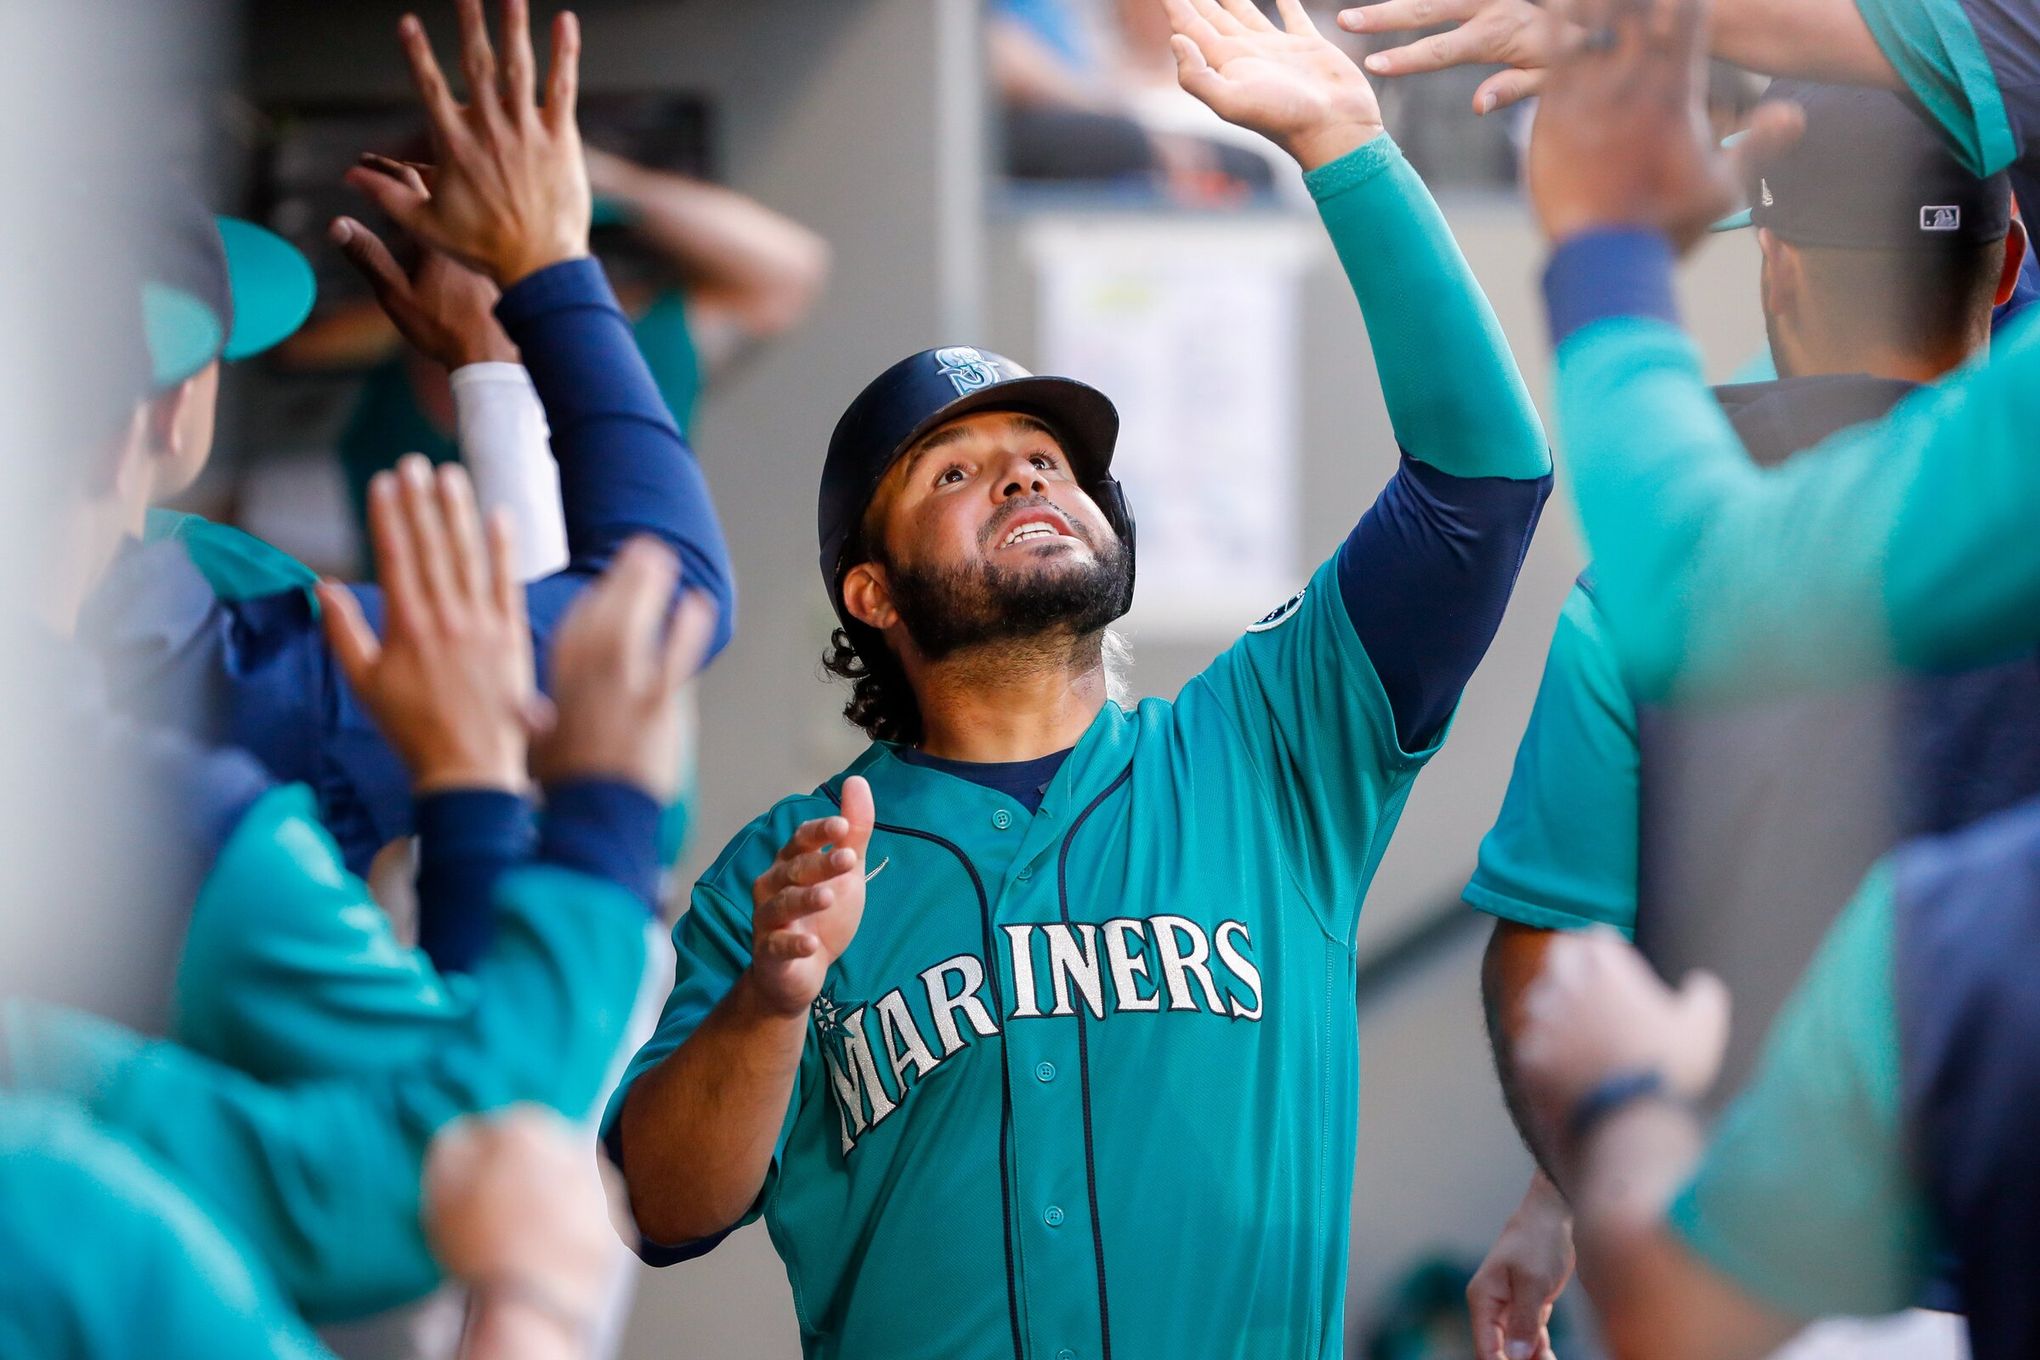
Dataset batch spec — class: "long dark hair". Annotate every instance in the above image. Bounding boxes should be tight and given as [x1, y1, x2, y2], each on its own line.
[821, 624, 922, 745]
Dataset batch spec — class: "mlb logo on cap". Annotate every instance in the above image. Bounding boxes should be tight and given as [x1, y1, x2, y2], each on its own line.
[1921, 205, 1962, 232]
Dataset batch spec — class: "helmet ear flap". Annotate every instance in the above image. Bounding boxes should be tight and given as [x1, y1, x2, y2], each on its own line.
[1088, 476, 1136, 618]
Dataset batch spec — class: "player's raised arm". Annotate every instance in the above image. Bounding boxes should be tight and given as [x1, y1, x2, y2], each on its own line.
[1169, 0, 1549, 752]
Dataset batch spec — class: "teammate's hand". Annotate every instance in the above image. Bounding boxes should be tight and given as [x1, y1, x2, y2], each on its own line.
[1164, 0, 1385, 173]
[319, 455, 539, 794]
[424, 1105, 621, 1334]
[1524, 0, 1736, 252]
[332, 155, 518, 370]
[1339, 0, 1573, 116]
[1467, 1172, 1572, 1360]
[534, 537, 716, 803]
[1514, 929, 1730, 1134]
[746, 776, 877, 1017]
[345, 0, 590, 287]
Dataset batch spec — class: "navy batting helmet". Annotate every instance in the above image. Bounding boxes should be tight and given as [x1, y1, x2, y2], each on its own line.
[816, 345, 1135, 633]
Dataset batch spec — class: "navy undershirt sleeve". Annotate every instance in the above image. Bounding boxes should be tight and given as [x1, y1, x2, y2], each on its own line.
[1542, 228, 1680, 349]
[539, 778, 664, 914]
[1338, 453, 1550, 750]
[412, 788, 536, 973]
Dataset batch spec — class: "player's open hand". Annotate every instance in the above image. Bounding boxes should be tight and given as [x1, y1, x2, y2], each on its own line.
[1340, 0, 1573, 116]
[1514, 929, 1729, 1144]
[346, 0, 590, 287]
[747, 776, 877, 1017]
[1525, 0, 1737, 251]
[332, 155, 518, 371]
[319, 455, 539, 794]
[534, 537, 716, 802]
[1164, 0, 1385, 172]
[1467, 1172, 1572, 1360]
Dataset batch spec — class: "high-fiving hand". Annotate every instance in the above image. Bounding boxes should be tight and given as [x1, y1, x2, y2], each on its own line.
[1163, 0, 1385, 173]
[1340, 0, 1572, 116]
[319, 455, 540, 794]
[332, 154, 518, 371]
[746, 777, 878, 1018]
[346, 0, 590, 287]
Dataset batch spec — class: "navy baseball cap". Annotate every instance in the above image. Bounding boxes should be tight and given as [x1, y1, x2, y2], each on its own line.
[144, 190, 316, 390]
[817, 346, 1128, 629]
[1713, 81, 2012, 246]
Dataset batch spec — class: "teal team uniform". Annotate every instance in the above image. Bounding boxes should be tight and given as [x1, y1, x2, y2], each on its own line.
[0, 1096, 332, 1359]
[607, 135, 1552, 1360]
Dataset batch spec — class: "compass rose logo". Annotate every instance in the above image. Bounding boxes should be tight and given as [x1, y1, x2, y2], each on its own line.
[811, 983, 850, 1046]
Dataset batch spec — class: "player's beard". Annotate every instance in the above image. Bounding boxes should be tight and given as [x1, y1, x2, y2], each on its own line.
[882, 532, 1130, 663]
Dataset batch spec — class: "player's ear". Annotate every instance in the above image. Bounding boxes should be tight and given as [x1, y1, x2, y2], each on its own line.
[1757, 228, 1800, 320]
[1993, 218, 2028, 309]
[141, 381, 191, 457]
[842, 561, 898, 633]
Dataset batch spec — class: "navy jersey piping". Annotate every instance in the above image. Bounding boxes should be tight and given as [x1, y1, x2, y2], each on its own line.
[1057, 762, 1136, 1360]
[828, 782, 1026, 1360]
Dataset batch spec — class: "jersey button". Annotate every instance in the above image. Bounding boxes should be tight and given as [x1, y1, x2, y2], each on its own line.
[1057, 1350, 1076, 1360]
[991, 808, 1013, 830]
[1043, 1204, 1065, 1228]
[1016, 866, 1032, 880]
[1034, 1061, 1056, 1083]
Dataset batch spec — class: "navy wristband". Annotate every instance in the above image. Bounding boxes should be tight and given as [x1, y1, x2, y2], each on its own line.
[414, 788, 535, 973]
[539, 778, 663, 912]
[1543, 227, 1679, 348]
[1566, 1068, 1681, 1145]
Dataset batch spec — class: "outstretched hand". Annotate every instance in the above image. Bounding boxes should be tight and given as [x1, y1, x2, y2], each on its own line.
[332, 155, 517, 371]
[746, 776, 877, 1017]
[318, 455, 540, 794]
[1340, 0, 1572, 116]
[1163, 0, 1384, 172]
[346, 0, 590, 286]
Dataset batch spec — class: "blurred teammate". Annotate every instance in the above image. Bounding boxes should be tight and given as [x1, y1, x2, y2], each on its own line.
[602, 3, 1551, 1355]
[1462, 85, 2027, 1360]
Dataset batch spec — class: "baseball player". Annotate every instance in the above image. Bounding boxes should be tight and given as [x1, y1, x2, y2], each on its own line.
[83, 0, 734, 883]
[1461, 84, 2029, 1360]
[602, 3, 1552, 1356]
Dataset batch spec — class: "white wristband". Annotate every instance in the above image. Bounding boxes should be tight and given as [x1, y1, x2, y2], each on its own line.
[451, 361, 569, 582]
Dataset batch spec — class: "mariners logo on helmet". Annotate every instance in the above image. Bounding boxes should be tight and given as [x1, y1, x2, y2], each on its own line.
[933, 346, 1003, 396]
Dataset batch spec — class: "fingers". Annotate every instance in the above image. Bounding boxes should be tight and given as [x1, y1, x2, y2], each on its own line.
[596, 538, 682, 679]
[1273, 0, 1319, 34]
[341, 163, 431, 236]
[396, 454, 463, 624]
[436, 462, 490, 604]
[1215, 0, 1275, 31]
[1339, 0, 1483, 33]
[329, 216, 410, 308]
[317, 581, 383, 694]
[1474, 66, 1545, 113]
[1465, 1271, 1508, 1360]
[658, 590, 718, 693]
[500, 0, 536, 111]
[545, 11, 580, 129]
[1679, 967, 1731, 1049]
[1170, 33, 1230, 110]
[366, 470, 425, 637]
[1365, 26, 1472, 75]
[1190, 0, 1249, 37]
[1729, 98, 1807, 178]
[837, 775, 876, 856]
[1498, 1281, 1549, 1360]
[359, 152, 432, 198]
[485, 507, 523, 625]
[399, 13, 467, 153]
[756, 928, 821, 963]
[454, 0, 506, 129]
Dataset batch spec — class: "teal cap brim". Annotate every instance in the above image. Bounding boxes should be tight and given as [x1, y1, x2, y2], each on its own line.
[1710, 208, 1754, 233]
[590, 195, 631, 228]
[216, 216, 316, 362]
[143, 283, 225, 390]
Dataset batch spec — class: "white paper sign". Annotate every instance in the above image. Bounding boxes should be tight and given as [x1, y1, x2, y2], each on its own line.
[1024, 216, 1318, 635]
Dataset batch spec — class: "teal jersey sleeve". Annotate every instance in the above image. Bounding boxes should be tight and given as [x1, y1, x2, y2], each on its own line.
[1180, 554, 1426, 941]
[630, 288, 704, 436]
[1466, 582, 1641, 934]
[143, 509, 320, 604]
[0, 1096, 333, 1360]
[173, 783, 468, 1083]
[1307, 136, 1549, 481]
[1558, 309, 2040, 702]
[0, 862, 649, 1322]
[1666, 861, 1938, 1320]
[1852, 0, 2024, 178]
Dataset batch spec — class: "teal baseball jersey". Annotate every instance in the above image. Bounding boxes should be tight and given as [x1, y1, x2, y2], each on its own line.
[1465, 581, 1640, 935]
[0, 1095, 332, 1359]
[609, 553, 1440, 1360]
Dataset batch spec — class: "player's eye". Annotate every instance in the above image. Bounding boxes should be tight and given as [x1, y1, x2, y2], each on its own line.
[1029, 452, 1058, 471]
[934, 464, 968, 487]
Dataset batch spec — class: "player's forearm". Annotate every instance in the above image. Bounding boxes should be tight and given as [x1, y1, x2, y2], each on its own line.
[616, 970, 808, 1246]
[1707, 0, 1900, 87]
[1481, 920, 1567, 1179]
[595, 165, 829, 340]
[1310, 135, 1548, 481]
